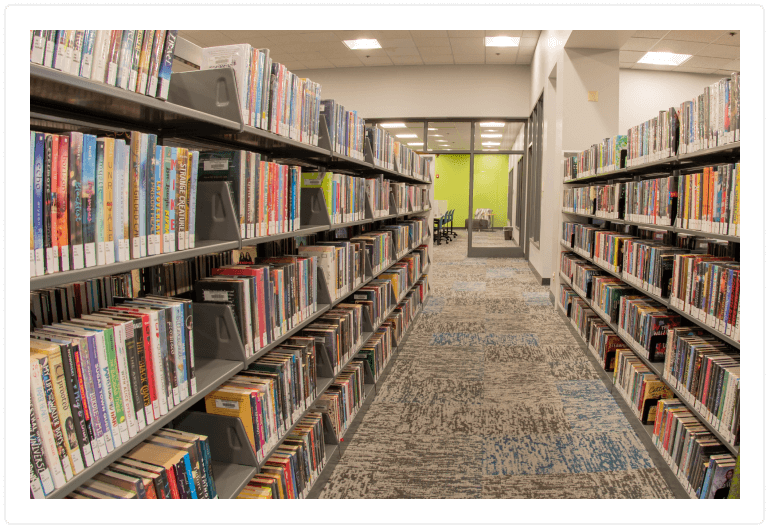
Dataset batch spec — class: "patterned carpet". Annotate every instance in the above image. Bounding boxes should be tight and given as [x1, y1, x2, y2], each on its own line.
[314, 231, 675, 499]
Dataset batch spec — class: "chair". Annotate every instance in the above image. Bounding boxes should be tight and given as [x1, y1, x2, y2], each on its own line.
[447, 209, 458, 239]
[433, 212, 444, 245]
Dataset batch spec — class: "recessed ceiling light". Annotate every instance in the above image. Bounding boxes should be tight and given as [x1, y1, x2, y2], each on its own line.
[380, 123, 406, 128]
[637, 52, 691, 66]
[479, 122, 506, 127]
[482, 142, 501, 146]
[485, 36, 520, 47]
[485, 149, 500, 151]
[481, 133, 503, 138]
[343, 39, 382, 50]
[407, 142, 424, 146]
[396, 134, 417, 138]
[430, 134, 443, 137]
[428, 128, 437, 131]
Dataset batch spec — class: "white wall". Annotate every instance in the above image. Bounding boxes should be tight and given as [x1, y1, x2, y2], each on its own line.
[618, 69, 727, 135]
[293, 64, 531, 119]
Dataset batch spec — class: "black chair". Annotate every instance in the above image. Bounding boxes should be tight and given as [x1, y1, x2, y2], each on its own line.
[447, 209, 458, 239]
[433, 213, 444, 245]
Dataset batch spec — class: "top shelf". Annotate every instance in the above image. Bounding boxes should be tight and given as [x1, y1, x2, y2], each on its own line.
[563, 142, 740, 185]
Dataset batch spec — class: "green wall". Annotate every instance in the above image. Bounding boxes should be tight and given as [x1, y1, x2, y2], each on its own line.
[434, 154, 508, 228]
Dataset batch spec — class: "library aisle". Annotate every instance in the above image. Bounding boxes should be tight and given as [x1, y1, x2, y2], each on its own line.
[314, 231, 674, 499]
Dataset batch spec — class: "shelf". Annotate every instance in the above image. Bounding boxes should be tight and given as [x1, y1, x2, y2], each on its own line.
[677, 141, 740, 162]
[242, 225, 331, 246]
[244, 304, 332, 365]
[30, 240, 239, 290]
[558, 276, 739, 457]
[31, 64, 242, 134]
[47, 356, 243, 498]
[211, 461, 258, 499]
[560, 240, 739, 349]
[561, 211, 739, 243]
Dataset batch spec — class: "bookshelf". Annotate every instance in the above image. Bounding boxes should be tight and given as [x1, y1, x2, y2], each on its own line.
[557, 133, 741, 494]
[29, 59, 433, 500]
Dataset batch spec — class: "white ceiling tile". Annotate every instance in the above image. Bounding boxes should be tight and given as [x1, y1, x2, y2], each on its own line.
[698, 43, 740, 59]
[486, 47, 517, 58]
[453, 55, 485, 64]
[360, 56, 394, 67]
[300, 59, 336, 69]
[516, 56, 534, 65]
[295, 31, 338, 43]
[722, 59, 740, 71]
[418, 46, 453, 56]
[521, 30, 541, 38]
[672, 65, 717, 74]
[329, 56, 364, 68]
[378, 38, 416, 49]
[450, 38, 485, 53]
[621, 37, 660, 51]
[651, 39, 708, 55]
[295, 52, 326, 61]
[485, 30, 523, 37]
[486, 54, 517, 64]
[390, 55, 424, 65]
[411, 37, 450, 47]
[410, 30, 448, 38]
[282, 61, 306, 70]
[375, 30, 412, 39]
[619, 50, 645, 63]
[619, 62, 635, 69]
[267, 33, 304, 45]
[712, 31, 739, 46]
[350, 48, 388, 58]
[714, 69, 738, 76]
[633, 30, 669, 39]
[333, 30, 382, 40]
[664, 30, 727, 43]
[680, 55, 732, 69]
[314, 41, 355, 58]
[422, 55, 454, 65]
[448, 30, 485, 38]
[386, 46, 421, 57]
[519, 37, 538, 47]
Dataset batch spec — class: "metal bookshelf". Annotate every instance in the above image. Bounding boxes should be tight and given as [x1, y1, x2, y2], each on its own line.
[30, 63, 434, 500]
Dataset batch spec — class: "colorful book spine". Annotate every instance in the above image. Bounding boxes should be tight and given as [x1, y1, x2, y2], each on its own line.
[81, 134, 97, 268]
[156, 30, 178, 100]
[188, 150, 198, 249]
[95, 139, 107, 266]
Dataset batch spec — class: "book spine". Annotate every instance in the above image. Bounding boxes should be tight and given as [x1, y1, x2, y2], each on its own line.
[78, 30, 95, 78]
[146, 30, 165, 97]
[116, 30, 135, 90]
[163, 146, 177, 253]
[128, 30, 144, 92]
[69, 30, 85, 76]
[129, 132, 142, 259]
[36, 354, 76, 479]
[72, 338, 106, 459]
[44, 134, 59, 274]
[30, 360, 67, 489]
[188, 151, 198, 248]
[103, 138, 115, 265]
[184, 151, 194, 250]
[30, 398, 54, 497]
[95, 139, 106, 266]
[81, 134, 97, 268]
[104, 30, 122, 87]
[33, 133, 45, 276]
[52, 30, 70, 72]
[153, 145, 165, 255]
[110, 325, 139, 439]
[156, 30, 178, 100]
[58, 342, 95, 467]
[176, 148, 188, 251]
[139, 134, 149, 257]
[101, 330, 131, 444]
[89, 30, 108, 83]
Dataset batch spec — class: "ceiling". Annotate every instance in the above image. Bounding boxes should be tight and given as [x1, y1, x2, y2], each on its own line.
[619, 30, 740, 75]
[366, 121, 525, 152]
[177, 30, 541, 70]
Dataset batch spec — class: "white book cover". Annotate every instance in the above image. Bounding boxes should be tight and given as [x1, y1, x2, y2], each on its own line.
[30, 366, 67, 490]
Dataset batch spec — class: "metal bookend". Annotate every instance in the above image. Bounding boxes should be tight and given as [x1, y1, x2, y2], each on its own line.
[314, 342, 335, 379]
[320, 410, 340, 445]
[393, 158, 401, 175]
[389, 192, 398, 216]
[176, 411, 259, 468]
[318, 115, 333, 152]
[364, 189, 375, 222]
[300, 187, 333, 227]
[167, 69, 244, 127]
[363, 253, 374, 281]
[359, 356, 377, 385]
[316, 266, 333, 306]
[364, 137, 375, 165]
[192, 302, 248, 362]
[195, 181, 241, 245]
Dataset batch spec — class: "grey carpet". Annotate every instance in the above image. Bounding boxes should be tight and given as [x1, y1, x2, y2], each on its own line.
[315, 231, 674, 499]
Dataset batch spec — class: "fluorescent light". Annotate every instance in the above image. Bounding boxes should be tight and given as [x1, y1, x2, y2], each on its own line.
[482, 142, 501, 146]
[396, 134, 417, 138]
[481, 133, 503, 138]
[428, 128, 437, 131]
[637, 52, 691, 66]
[343, 39, 382, 50]
[380, 123, 406, 128]
[407, 142, 424, 146]
[430, 134, 443, 137]
[479, 122, 505, 127]
[485, 36, 520, 47]
[485, 149, 499, 151]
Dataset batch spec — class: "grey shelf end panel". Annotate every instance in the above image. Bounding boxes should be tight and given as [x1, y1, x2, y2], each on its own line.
[193, 302, 248, 363]
[196, 181, 242, 244]
[210, 461, 258, 499]
[300, 187, 333, 227]
[176, 411, 260, 468]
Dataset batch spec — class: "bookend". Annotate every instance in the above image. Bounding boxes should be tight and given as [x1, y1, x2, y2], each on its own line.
[192, 302, 248, 362]
[300, 186, 333, 227]
[364, 137, 375, 165]
[363, 253, 374, 281]
[167, 69, 244, 128]
[317, 115, 333, 153]
[389, 192, 398, 216]
[364, 190, 375, 222]
[316, 267, 333, 306]
[195, 181, 242, 245]
[177, 411, 259, 468]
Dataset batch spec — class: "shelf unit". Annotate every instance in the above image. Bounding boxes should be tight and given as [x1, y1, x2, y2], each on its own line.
[30, 63, 434, 500]
[557, 140, 741, 481]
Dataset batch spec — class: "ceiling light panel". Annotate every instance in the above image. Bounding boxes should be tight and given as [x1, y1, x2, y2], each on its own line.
[481, 133, 503, 138]
[637, 51, 691, 66]
[485, 36, 520, 47]
[479, 122, 506, 127]
[343, 39, 382, 50]
[396, 134, 417, 138]
[380, 123, 406, 128]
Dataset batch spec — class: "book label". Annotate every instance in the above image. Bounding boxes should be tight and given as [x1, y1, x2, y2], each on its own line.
[203, 160, 228, 171]
[84, 242, 96, 268]
[105, 241, 115, 265]
[214, 399, 238, 410]
[60, 246, 70, 272]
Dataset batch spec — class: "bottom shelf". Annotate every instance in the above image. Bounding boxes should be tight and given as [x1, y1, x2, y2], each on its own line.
[211, 461, 258, 499]
[557, 303, 690, 500]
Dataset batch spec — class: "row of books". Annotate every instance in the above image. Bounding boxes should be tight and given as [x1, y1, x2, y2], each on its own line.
[302, 172, 368, 225]
[30, 131, 199, 277]
[365, 125, 429, 180]
[30, 295, 196, 496]
[62, 429, 216, 499]
[367, 176, 392, 218]
[204, 336, 319, 463]
[408, 184, 430, 211]
[303, 303, 365, 376]
[297, 239, 366, 303]
[321, 100, 365, 160]
[199, 150, 301, 239]
[653, 399, 737, 498]
[236, 412, 325, 499]
[560, 283, 739, 496]
[662, 327, 740, 447]
[561, 74, 739, 179]
[135, 249, 235, 298]
[563, 163, 741, 236]
[199, 44, 322, 146]
[30, 30, 178, 100]
[195, 256, 319, 358]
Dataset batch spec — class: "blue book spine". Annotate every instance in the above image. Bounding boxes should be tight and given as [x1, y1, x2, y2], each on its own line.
[188, 150, 198, 248]
[139, 133, 149, 257]
[116, 30, 135, 90]
[182, 453, 198, 499]
[81, 134, 97, 267]
[146, 134, 158, 255]
[33, 132, 45, 276]
[78, 30, 95, 78]
[84, 333, 115, 453]
[153, 145, 165, 255]
[255, 51, 264, 129]
[156, 30, 178, 100]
